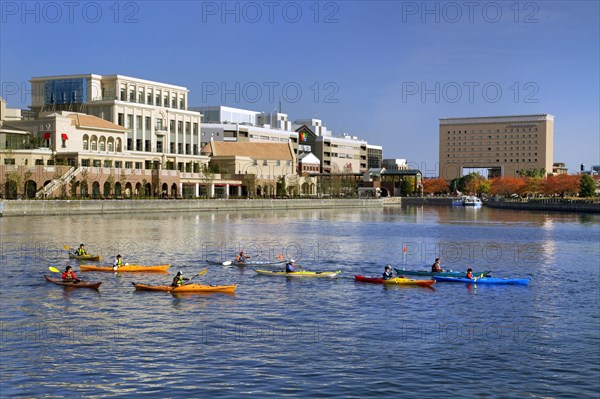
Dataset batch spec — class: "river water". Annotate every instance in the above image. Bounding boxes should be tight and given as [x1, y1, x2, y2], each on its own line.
[1, 205, 599, 398]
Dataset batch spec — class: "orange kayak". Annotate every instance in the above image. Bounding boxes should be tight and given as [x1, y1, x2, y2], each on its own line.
[80, 264, 170, 272]
[45, 276, 101, 289]
[131, 282, 237, 293]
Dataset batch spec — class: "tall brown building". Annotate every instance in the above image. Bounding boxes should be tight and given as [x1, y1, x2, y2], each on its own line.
[439, 114, 554, 180]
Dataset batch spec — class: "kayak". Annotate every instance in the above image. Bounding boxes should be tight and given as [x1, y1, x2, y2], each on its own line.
[69, 253, 102, 261]
[206, 259, 287, 267]
[132, 282, 237, 293]
[80, 264, 170, 272]
[394, 268, 492, 277]
[234, 260, 287, 267]
[433, 276, 530, 285]
[44, 276, 101, 289]
[355, 275, 435, 287]
[255, 269, 341, 277]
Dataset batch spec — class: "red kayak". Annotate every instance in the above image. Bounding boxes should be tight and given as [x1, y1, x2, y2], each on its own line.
[354, 275, 435, 287]
[44, 276, 101, 289]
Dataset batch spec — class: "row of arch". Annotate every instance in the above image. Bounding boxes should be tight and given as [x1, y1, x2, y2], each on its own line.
[3, 181, 318, 199]
[82, 134, 123, 152]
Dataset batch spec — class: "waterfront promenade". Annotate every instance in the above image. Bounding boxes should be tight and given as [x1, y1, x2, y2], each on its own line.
[0, 198, 387, 217]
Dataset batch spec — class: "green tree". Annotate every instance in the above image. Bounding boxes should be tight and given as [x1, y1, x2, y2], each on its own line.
[276, 176, 287, 197]
[579, 174, 596, 197]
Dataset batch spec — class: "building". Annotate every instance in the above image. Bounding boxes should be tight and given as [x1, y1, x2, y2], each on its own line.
[367, 144, 383, 169]
[201, 141, 296, 196]
[439, 114, 554, 180]
[30, 74, 205, 172]
[382, 158, 408, 170]
[191, 106, 297, 150]
[294, 119, 368, 174]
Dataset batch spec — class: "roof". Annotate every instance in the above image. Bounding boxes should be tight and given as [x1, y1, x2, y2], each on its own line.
[67, 114, 126, 132]
[381, 169, 422, 176]
[201, 141, 293, 160]
[0, 123, 30, 133]
[298, 152, 320, 164]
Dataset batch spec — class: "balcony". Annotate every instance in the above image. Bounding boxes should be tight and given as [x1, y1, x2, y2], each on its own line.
[155, 127, 167, 136]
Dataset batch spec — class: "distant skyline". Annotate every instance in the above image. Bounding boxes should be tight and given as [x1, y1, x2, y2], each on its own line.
[1, 1, 598, 174]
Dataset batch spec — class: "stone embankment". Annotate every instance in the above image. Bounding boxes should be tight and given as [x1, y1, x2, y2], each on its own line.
[0, 198, 385, 217]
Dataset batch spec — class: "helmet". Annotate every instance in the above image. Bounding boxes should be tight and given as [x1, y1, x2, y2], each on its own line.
[290, 259, 295, 263]
[117, 254, 121, 258]
[177, 271, 183, 275]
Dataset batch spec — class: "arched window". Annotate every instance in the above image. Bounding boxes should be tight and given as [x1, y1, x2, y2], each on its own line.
[82, 134, 89, 151]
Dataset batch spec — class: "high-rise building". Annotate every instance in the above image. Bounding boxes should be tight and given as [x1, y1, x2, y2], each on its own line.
[439, 114, 554, 180]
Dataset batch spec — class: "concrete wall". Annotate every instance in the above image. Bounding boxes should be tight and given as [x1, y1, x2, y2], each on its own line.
[0, 198, 384, 217]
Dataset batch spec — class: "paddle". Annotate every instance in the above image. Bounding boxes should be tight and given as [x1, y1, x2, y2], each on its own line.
[182, 268, 208, 285]
[63, 245, 72, 250]
[473, 273, 486, 282]
[222, 261, 232, 266]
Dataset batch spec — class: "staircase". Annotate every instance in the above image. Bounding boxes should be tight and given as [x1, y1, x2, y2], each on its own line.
[36, 166, 83, 198]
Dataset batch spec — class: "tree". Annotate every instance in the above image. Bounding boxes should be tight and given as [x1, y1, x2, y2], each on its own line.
[490, 177, 526, 197]
[463, 172, 486, 195]
[519, 168, 546, 178]
[541, 174, 580, 197]
[579, 174, 596, 197]
[423, 177, 450, 195]
[276, 176, 287, 197]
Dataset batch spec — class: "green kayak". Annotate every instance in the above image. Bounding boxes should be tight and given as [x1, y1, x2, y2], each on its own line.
[394, 268, 492, 277]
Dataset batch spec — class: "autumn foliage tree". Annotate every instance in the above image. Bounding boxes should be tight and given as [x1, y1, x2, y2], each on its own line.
[423, 177, 450, 195]
[540, 174, 580, 197]
[490, 177, 526, 197]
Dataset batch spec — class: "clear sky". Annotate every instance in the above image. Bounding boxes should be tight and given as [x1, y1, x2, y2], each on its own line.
[1, 0, 598, 175]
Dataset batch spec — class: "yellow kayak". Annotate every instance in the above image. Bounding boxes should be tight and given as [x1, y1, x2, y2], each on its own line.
[132, 282, 237, 293]
[80, 264, 171, 272]
[255, 269, 341, 277]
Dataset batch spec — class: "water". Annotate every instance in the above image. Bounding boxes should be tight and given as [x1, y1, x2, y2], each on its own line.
[1, 206, 599, 398]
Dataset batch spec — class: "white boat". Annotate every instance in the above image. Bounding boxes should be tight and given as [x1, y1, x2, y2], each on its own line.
[452, 196, 483, 207]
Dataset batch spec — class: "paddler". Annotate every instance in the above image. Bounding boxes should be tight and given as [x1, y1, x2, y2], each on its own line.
[466, 268, 474, 279]
[236, 250, 251, 263]
[62, 266, 80, 283]
[171, 271, 190, 287]
[113, 254, 123, 270]
[383, 265, 394, 280]
[431, 258, 443, 272]
[285, 259, 296, 273]
[76, 244, 88, 256]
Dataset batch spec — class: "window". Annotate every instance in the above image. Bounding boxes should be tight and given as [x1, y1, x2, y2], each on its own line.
[136, 139, 142, 151]
[135, 162, 142, 169]
[145, 117, 151, 133]
[193, 123, 198, 135]
[104, 160, 112, 168]
[129, 89, 135, 102]
[82, 159, 90, 167]
[136, 115, 142, 132]
[118, 113, 124, 126]
[115, 161, 122, 168]
[108, 142, 114, 152]
[125, 162, 133, 169]
[145, 140, 151, 152]
[178, 121, 183, 134]
[157, 141, 163, 152]
[156, 92, 161, 106]
[127, 114, 133, 129]
[93, 160, 101, 167]
[147, 90, 153, 105]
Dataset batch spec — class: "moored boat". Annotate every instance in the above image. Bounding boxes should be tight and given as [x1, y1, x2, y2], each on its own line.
[69, 253, 102, 261]
[394, 268, 492, 277]
[433, 276, 530, 285]
[131, 282, 237, 293]
[255, 269, 341, 277]
[355, 275, 435, 287]
[44, 276, 101, 289]
[80, 264, 170, 272]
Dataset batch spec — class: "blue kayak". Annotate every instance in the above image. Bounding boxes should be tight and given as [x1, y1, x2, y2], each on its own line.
[433, 276, 530, 285]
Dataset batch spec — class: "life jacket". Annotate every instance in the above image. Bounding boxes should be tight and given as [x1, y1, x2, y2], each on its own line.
[286, 263, 295, 272]
[114, 258, 123, 267]
[77, 248, 86, 255]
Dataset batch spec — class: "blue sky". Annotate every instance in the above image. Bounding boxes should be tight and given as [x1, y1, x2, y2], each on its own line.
[1, 0, 598, 174]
